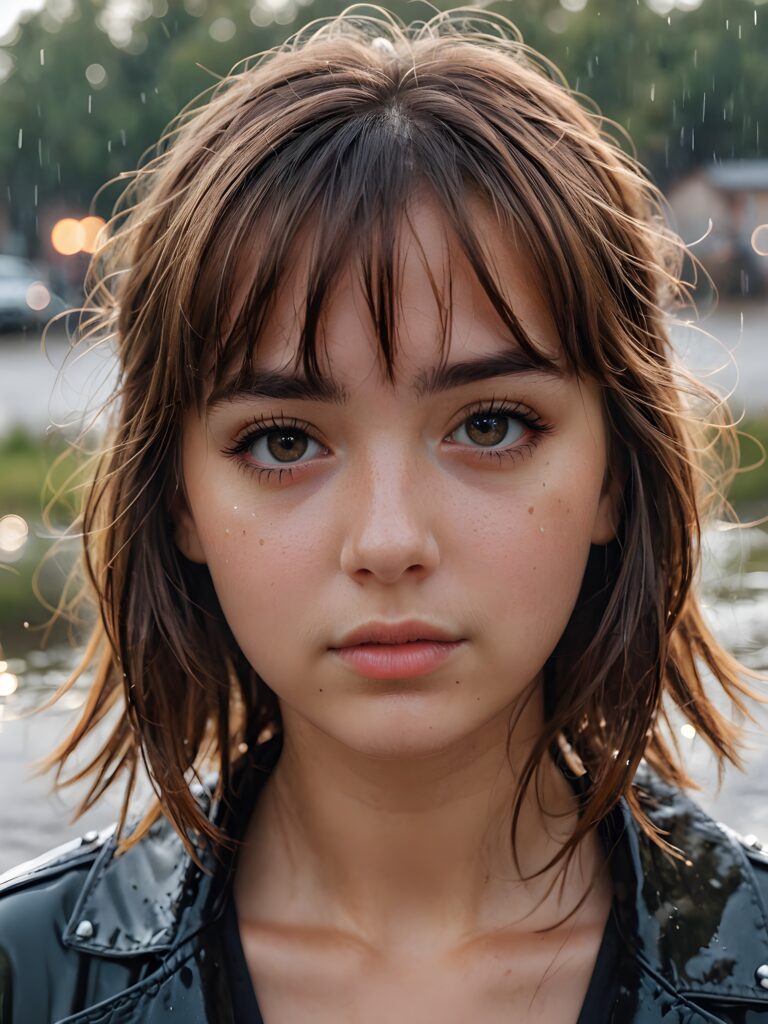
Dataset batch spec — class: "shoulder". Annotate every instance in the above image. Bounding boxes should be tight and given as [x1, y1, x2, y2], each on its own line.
[0, 827, 114, 897]
[0, 827, 114, 948]
[0, 827, 116, 1020]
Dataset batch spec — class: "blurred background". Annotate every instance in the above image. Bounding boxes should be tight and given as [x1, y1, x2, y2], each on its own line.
[0, 0, 767, 872]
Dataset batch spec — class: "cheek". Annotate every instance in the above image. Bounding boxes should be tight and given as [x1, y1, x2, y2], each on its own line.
[459, 459, 604, 648]
[198, 496, 325, 660]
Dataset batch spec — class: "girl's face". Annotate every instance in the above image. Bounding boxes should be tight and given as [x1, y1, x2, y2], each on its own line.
[174, 194, 619, 759]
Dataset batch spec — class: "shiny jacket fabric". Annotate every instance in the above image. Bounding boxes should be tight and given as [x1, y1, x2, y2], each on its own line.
[2, 731, 768, 1024]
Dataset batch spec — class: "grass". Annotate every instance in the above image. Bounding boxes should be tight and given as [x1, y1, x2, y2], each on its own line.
[730, 416, 768, 513]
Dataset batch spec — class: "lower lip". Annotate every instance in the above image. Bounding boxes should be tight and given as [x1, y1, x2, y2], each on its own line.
[331, 640, 464, 679]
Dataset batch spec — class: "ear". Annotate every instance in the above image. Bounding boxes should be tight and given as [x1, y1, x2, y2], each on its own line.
[169, 488, 207, 564]
[591, 470, 624, 546]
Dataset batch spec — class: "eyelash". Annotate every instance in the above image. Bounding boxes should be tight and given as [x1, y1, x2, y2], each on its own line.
[222, 398, 553, 485]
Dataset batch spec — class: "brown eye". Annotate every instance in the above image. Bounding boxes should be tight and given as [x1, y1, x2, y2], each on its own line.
[265, 430, 309, 463]
[455, 413, 525, 449]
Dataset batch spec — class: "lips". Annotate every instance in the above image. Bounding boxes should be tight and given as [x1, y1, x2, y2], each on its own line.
[330, 637, 465, 680]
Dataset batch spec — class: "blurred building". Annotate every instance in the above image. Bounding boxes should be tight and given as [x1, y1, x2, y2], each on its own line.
[667, 160, 768, 298]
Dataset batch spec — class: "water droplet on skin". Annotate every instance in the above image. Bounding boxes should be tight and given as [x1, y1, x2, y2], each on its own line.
[539, 526, 545, 533]
[224, 528, 230, 535]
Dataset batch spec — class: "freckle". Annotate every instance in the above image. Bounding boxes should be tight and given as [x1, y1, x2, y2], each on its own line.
[319, 688, 323, 692]
[242, 529, 246, 536]
[455, 679, 460, 685]
[542, 482, 546, 488]
[259, 538, 265, 546]
[528, 506, 534, 514]
[476, 697, 481, 702]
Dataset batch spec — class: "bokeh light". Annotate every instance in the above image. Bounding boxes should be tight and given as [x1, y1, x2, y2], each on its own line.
[680, 723, 696, 739]
[85, 62, 107, 87]
[25, 281, 50, 311]
[209, 16, 236, 41]
[0, 673, 18, 698]
[51, 217, 85, 255]
[752, 225, 768, 257]
[80, 215, 106, 254]
[0, 515, 28, 554]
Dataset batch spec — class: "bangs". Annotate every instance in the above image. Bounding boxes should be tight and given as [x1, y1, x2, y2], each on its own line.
[174, 71, 617, 414]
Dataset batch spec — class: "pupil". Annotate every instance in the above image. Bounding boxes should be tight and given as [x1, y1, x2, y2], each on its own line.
[467, 414, 507, 446]
[267, 431, 307, 462]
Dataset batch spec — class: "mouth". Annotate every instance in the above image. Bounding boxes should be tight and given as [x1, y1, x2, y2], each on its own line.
[330, 638, 465, 680]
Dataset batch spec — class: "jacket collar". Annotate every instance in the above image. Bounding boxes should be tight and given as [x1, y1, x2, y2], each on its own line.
[599, 760, 768, 1008]
[62, 732, 768, 1009]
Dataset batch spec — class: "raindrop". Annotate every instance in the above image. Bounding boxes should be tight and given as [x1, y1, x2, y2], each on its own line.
[88, 94, 92, 114]
[140, 91, 146, 104]
[650, 83, 655, 102]
[17, 128, 22, 149]
[701, 93, 706, 122]
[34, 185, 38, 207]
[38, 138, 42, 167]
[39, 48, 44, 66]
[120, 128, 126, 146]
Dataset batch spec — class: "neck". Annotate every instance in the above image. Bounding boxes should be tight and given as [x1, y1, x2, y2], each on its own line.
[235, 698, 604, 954]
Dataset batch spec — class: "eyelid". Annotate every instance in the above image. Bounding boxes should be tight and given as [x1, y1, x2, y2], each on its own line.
[223, 396, 551, 471]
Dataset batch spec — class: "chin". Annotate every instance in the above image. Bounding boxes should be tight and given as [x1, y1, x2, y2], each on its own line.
[325, 698, 490, 761]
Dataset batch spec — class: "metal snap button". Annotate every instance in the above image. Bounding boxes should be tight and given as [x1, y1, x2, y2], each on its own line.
[756, 964, 768, 989]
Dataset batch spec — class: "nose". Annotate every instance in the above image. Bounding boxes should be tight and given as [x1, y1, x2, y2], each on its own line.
[338, 445, 440, 585]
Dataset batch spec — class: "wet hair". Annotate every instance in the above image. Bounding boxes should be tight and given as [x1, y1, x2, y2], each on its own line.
[37, 5, 765, 908]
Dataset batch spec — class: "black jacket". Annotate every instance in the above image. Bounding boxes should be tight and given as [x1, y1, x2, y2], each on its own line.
[1, 731, 768, 1024]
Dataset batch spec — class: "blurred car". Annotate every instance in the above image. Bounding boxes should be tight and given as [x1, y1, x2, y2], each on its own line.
[0, 254, 69, 334]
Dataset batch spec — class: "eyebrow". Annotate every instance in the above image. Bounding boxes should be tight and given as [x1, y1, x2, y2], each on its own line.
[206, 350, 563, 413]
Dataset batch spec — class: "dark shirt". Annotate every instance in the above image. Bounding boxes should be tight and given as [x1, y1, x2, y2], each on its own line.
[219, 884, 620, 1023]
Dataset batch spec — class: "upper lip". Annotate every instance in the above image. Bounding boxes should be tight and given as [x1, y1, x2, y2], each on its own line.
[332, 620, 462, 648]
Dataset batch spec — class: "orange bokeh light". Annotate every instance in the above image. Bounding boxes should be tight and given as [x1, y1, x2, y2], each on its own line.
[80, 215, 106, 254]
[51, 218, 85, 256]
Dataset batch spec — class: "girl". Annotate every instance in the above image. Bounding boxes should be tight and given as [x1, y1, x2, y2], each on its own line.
[1, 7, 768, 1023]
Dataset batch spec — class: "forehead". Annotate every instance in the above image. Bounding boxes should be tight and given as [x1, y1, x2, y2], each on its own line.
[202, 188, 566, 408]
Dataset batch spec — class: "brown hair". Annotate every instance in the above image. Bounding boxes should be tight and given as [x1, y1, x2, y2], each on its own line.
[36, 6, 766, 898]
